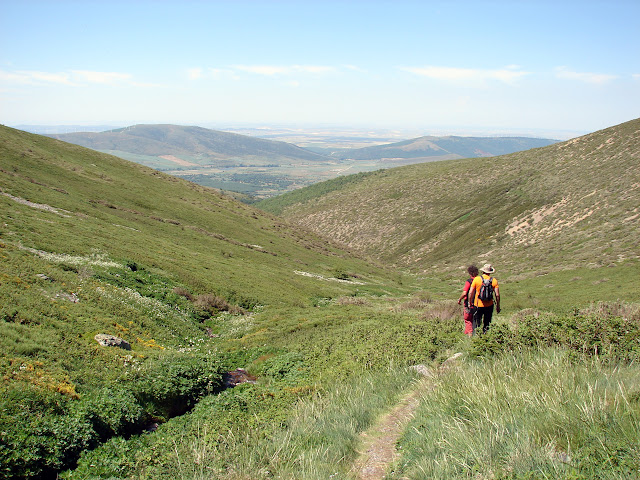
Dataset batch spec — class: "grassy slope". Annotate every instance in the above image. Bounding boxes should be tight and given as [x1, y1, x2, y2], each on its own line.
[1, 126, 402, 307]
[0, 125, 414, 478]
[259, 118, 640, 281]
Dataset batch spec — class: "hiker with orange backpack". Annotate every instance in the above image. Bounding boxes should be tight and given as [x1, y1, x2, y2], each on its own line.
[467, 263, 500, 335]
[457, 265, 479, 336]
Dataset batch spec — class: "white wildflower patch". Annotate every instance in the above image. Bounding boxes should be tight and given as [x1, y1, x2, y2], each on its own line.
[1, 190, 73, 217]
[96, 284, 190, 322]
[21, 246, 122, 268]
[294, 270, 365, 285]
[177, 336, 213, 353]
[215, 312, 255, 339]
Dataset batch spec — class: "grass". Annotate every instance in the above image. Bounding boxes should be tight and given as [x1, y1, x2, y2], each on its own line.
[0, 125, 407, 308]
[64, 300, 640, 479]
[390, 349, 640, 479]
[0, 125, 410, 478]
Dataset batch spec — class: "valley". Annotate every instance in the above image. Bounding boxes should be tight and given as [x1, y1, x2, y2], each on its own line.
[1, 120, 638, 480]
[45, 124, 558, 200]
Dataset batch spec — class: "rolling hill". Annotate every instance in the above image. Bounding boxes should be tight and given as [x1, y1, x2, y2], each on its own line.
[45, 125, 561, 199]
[46, 124, 331, 166]
[332, 135, 558, 163]
[0, 125, 410, 478]
[258, 118, 640, 278]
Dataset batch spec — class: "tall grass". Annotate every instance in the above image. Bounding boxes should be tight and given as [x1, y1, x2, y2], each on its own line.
[105, 368, 422, 480]
[390, 349, 640, 479]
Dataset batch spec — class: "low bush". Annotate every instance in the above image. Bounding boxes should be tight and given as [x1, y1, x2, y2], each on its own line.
[126, 351, 226, 420]
[0, 351, 227, 479]
[72, 388, 144, 440]
[470, 303, 640, 361]
[254, 351, 309, 384]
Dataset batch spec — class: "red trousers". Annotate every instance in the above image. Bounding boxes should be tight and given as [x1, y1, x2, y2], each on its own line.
[463, 307, 474, 335]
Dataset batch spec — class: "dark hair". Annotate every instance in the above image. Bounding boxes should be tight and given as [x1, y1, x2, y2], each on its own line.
[467, 265, 479, 277]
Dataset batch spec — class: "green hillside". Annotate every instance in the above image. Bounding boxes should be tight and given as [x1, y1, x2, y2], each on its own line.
[259, 118, 640, 279]
[2, 126, 398, 306]
[0, 125, 407, 477]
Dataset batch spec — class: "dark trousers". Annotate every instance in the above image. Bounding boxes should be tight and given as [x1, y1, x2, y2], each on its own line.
[472, 305, 494, 335]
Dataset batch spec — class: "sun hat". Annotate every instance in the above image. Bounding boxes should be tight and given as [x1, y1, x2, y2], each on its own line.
[480, 263, 495, 274]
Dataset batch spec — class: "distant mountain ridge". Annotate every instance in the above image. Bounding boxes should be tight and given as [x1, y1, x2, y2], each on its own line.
[334, 135, 558, 162]
[44, 124, 561, 198]
[47, 124, 330, 163]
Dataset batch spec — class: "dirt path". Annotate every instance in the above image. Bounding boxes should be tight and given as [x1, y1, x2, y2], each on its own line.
[351, 354, 462, 480]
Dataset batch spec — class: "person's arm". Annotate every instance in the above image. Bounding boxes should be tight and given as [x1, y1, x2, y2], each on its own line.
[458, 281, 470, 305]
[457, 291, 466, 305]
[494, 286, 500, 313]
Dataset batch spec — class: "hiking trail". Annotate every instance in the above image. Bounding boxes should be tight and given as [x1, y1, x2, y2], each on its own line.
[351, 354, 462, 480]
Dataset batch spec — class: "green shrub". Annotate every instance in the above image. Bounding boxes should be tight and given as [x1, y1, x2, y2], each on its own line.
[73, 388, 144, 440]
[469, 304, 640, 361]
[59, 436, 144, 480]
[0, 351, 226, 479]
[256, 351, 309, 383]
[126, 352, 226, 420]
[0, 385, 94, 479]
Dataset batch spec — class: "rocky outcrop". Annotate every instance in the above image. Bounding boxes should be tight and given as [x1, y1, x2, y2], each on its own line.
[94, 334, 131, 350]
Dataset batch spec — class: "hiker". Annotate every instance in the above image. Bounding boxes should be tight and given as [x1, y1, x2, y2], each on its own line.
[467, 263, 500, 335]
[457, 265, 478, 336]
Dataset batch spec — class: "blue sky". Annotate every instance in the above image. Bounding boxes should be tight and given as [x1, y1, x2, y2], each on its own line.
[1, 0, 639, 137]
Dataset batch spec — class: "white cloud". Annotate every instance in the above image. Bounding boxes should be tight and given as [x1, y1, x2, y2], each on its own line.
[187, 67, 203, 80]
[0, 70, 77, 86]
[555, 66, 618, 84]
[186, 67, 241, 81]
[72, 70, 132, 84]
[231, 64, 336, 76]
[297, 65, 335, 74]
[0, 70, 31, 84]
[631, 73, 640, 81]
[0, 69, 145, 87]
[400, 65, 529, 84]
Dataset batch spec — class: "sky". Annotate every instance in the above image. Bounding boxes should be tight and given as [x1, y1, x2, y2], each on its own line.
[1, 0, 639, 138]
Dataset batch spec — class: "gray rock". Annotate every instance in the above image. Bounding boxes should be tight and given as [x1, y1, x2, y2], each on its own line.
[95, 334, 131, 350]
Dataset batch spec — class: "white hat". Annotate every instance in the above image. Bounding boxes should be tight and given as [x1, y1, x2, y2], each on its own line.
[480, 263, 495, 274]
